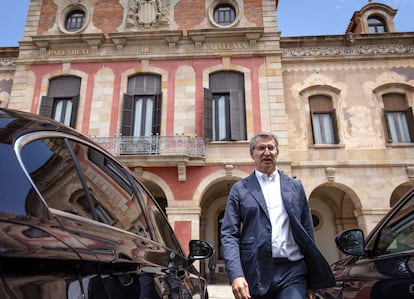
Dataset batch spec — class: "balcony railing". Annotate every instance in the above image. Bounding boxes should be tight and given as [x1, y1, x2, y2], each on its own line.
[92, 136, 206, 157]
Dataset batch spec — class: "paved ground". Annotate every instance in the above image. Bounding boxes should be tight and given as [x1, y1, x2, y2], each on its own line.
[208, 284, 233, 299]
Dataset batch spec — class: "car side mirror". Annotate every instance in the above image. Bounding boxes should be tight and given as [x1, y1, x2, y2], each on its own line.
[188, 240, 214, 263]
[335, 229, 365, 256]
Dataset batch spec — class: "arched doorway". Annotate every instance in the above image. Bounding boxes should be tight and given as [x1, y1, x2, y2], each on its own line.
[309, 183, 360, 264]
[200, 179, 237, 284]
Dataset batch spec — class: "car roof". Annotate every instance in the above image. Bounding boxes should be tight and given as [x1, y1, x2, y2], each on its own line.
[0, 108, 86, 144]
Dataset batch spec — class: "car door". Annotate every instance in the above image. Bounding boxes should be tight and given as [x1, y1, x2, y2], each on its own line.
[17, 132, 201, 298]
[0, 136, 92, 299]
[340, 189, 414, 299]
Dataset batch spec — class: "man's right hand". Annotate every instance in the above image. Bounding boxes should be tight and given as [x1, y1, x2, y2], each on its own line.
[231, 277, 251, 299]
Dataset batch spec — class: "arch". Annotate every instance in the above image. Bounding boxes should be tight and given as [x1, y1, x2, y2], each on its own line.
[308, 181, 361, 263]
[197, 169, 248, 283]
[310, 181, 362, 210]
[194, 168, 249, 206]
[140, 170, 174, 203]
[359, 2, 397, 33]
[390, 181, 414, 207]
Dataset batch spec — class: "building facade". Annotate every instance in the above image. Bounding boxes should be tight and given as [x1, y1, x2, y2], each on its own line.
[1, 0, 414, 281]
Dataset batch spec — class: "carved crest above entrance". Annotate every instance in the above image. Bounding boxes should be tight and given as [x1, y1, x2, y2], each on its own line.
[126, 0, 169, 30]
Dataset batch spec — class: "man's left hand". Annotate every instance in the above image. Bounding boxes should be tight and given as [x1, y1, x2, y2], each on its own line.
[307, 289, 316, 299]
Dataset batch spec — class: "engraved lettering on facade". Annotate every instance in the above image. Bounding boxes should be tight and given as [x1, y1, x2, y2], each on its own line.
[203, 42, 249, 50]
[47, 48, 90, 56]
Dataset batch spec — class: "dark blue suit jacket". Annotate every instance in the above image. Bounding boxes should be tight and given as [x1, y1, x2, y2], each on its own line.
[221, 171, 335, 296]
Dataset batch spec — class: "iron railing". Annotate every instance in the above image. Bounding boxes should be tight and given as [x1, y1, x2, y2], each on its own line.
[92, 136, 206, 157]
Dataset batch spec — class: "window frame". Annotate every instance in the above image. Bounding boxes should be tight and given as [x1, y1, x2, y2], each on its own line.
[213, 4, 236, 26]
[204, 71, 247, 141]
[39, 76, 81, 128]
[65, 10, 86, 32]
[367, 15, 387, 33]
[309, 95, 340, 145]
[382, 93, 414, 144]
[122, 74, 162, 137]
[299, 85, 342, 148]
[58, 4, 89, 34]
[208, 0, 240, 28]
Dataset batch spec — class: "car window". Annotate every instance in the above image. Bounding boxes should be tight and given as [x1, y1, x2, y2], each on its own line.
[19, 135, 149, 238]
[370, 191, 414, 255]
[139, 185, 184, 254]
[0, 144, 43, 216]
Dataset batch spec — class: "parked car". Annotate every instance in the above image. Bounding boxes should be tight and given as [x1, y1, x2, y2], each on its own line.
[318, 187, 414, 299]
[0, 108, 213, 299]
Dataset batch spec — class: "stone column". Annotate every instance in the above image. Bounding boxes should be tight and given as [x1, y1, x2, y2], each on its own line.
[166, 205, 202, 270]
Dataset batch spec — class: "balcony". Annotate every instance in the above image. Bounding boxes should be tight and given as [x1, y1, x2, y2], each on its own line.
[92, 135, 206, 167]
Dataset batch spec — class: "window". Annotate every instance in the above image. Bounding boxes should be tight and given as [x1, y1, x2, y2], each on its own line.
[368, 16, 386, 33]
[0, 143, 41, 216]
[40, 76, 81, 128]
[212, 93, 230, 140]
[383, 93, 414, 143]
[213, 4, 236, 26]
[53, 98, 73, 126]
[122, 74, 162, 137]
[19, 136, 149, 236]
[204, 71, 246, 141]
[309, 95, 339, 144]
[65, 10, 86, 32]
[367, 191, 414, 256]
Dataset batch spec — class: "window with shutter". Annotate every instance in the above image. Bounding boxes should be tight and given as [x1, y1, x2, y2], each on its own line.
[207, 71, 246, 141]
[309, 95, 339, 144]
[122, 74, 162, 137]
[203, 88, 213, 140]
[383, 93, 414, 143]
[39, 76, 81, 128]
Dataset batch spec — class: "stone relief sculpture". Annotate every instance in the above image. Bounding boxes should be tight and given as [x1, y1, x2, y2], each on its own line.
[0, 58, 14, 67]
[345, 106, 382, 148]
[126, 0, 169, 30]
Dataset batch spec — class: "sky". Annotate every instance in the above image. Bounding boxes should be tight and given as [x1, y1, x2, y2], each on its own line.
[0, 0, 412, 47]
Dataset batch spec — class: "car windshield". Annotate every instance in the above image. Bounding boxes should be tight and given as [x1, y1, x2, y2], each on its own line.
[372, 191, 414, 255]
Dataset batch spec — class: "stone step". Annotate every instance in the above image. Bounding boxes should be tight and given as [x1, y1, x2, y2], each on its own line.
[208, 284, 233, 299]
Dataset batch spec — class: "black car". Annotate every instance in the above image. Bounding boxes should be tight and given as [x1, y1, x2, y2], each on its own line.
[0, 108, 213, 299]
[318, 187, 414, 299]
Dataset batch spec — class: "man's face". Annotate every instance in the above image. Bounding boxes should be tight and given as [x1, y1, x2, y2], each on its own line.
[250, 136, 278, 175]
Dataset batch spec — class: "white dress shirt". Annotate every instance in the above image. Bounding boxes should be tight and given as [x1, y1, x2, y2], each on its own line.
[255, 170, 303, 261]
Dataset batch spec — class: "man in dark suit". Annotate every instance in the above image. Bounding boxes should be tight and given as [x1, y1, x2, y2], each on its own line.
[221, 132, 335, 299]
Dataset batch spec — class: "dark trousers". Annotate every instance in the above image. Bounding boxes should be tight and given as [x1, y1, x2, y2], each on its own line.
[253, 259, 307, 299]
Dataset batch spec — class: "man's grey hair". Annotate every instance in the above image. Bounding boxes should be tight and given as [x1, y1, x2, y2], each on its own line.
[249, 131, 279, 153]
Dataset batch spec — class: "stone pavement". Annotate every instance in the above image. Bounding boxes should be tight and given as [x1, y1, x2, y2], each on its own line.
[208, 284, 233, 299]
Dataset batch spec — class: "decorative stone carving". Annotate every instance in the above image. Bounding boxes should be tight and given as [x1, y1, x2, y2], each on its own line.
[133, 167, 143, 178]
[283, 44, 414, 58]
[345, 106, 381, 148]
[0, 58, 14, 67]
[407, 166, 414, 181]
[224, 164, 234, 177]
[126, 0, 169, 31]
[325, 167, 336, 182]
